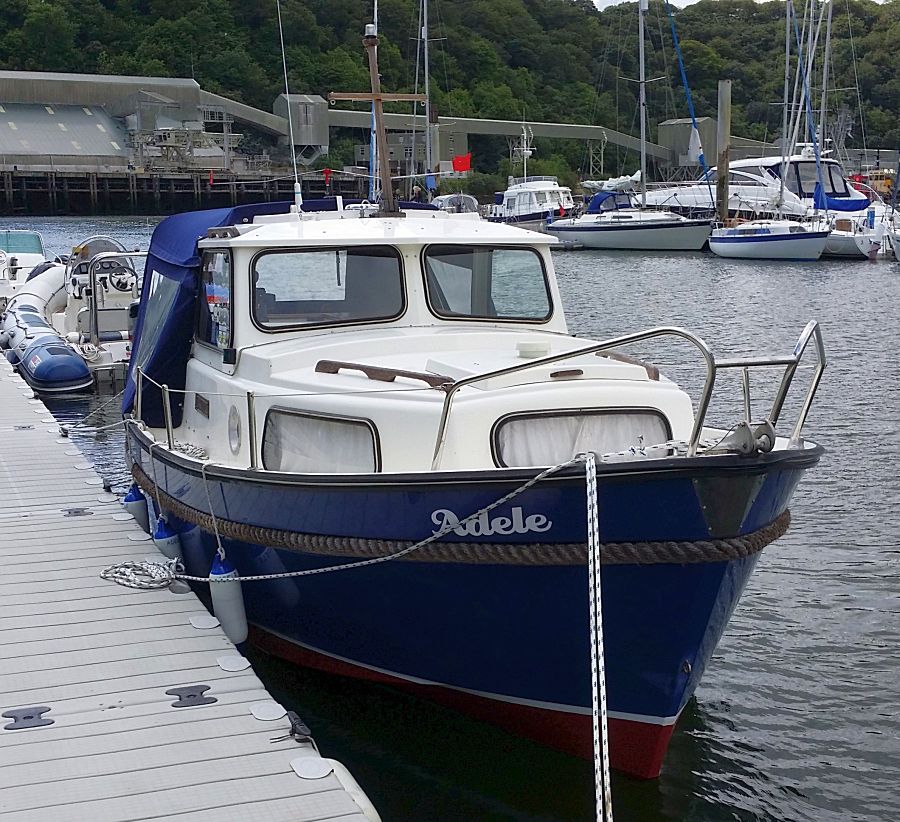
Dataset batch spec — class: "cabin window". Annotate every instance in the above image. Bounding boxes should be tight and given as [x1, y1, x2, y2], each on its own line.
[197, 250, 232, 349]
[795, 162, 822, 197]
[262, 409, 379, 473]
[493, 410, 671, 468]
[827, 165, 849, 196]
[252, 246, 404, 329]
[423, 245, 552, 322]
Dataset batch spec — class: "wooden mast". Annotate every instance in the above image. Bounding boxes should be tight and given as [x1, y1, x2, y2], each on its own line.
[330, 24, 426, 216]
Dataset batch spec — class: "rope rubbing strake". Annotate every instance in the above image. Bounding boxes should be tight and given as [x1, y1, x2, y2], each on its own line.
[128, 461, 791, 567]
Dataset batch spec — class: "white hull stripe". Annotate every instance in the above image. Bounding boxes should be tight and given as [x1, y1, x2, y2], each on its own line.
[264, 626, 682, 727]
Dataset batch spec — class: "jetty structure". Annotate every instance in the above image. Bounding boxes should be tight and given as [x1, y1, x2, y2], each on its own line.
[0, 363, 379, 821]
[0, 68, 860, 216]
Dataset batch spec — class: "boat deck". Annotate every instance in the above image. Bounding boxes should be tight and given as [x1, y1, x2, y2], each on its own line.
[0, 362, 377, 821]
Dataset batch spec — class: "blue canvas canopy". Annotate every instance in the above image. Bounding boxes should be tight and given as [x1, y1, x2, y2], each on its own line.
[813, 182, 869, 213]
[586, 191, 634, 214]
[123, 198, 437, 427]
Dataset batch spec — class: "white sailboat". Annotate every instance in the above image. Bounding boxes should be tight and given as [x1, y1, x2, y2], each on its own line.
[546, 0, 710, 251]
[709, 0, 829, 262]
[653, 0, 883, 259]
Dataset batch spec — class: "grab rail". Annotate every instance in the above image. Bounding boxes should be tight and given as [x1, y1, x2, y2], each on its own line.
[430, 321, 826, 469]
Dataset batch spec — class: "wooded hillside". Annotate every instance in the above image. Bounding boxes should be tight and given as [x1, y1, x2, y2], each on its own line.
[1, 0, 897, 185]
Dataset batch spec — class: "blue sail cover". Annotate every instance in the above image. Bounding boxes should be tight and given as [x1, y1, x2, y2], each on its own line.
[813, 182, 869, 213]
[123, 198, 438, 427]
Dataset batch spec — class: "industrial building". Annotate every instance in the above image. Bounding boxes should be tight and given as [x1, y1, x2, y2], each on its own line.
[3, 69, 893, 215]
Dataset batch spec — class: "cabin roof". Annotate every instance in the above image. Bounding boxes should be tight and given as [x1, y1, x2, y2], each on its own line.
[200, 209, 559, 249]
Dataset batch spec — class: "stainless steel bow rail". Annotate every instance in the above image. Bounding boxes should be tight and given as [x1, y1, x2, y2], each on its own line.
[132, 322, 825, 471]
[430, 322, 826, 468]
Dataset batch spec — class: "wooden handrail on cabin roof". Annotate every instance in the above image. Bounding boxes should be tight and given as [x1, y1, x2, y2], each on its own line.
[596, 350, 660, 381]
[315, 359, 453, 391]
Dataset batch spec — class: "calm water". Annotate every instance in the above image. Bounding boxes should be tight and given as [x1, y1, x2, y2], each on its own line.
[12, 216, 900, 821]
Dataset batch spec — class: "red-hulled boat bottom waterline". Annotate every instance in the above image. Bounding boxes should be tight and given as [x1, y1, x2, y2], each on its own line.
[252, 626, 677, 780]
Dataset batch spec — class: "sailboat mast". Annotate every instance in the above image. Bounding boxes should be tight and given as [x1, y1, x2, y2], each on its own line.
[819, 0, 833, 154]
[369, 0, 379, 201]
[638, 0, 648, 208]
[423, 0, 433, 178]
[779, 0, 791, 218]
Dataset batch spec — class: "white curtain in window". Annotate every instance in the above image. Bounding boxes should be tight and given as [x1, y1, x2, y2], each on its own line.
[263, 412, 376, 473]
[497, 412, 669, 467]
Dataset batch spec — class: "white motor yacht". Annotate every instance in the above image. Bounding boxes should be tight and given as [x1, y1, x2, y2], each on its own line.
[647, 152, 886, 258]
[486, 175, 577, 231]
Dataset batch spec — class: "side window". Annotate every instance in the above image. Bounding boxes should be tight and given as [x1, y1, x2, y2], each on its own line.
[494, 411, 671, 468]
[828, 165, 849, 196]
[197, 251, 232, 349]
[262, 410, 378, 473]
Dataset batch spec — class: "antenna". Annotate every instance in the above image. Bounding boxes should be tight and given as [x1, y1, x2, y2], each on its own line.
[276, 0, 303, 213]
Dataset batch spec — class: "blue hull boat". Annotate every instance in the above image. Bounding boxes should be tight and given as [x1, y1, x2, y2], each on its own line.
[119, 184, 825, 779]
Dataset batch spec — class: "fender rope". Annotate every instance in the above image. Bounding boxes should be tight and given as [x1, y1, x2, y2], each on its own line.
[130, 462, 790, 567]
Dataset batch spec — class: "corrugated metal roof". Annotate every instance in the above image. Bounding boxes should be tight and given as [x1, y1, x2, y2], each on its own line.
[0, 103, 128, 157]
[0, 70, 201, 110]
[0, 69, 198, 88]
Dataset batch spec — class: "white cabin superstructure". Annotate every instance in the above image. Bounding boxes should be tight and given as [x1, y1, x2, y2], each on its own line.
[142, 206, 693, 475]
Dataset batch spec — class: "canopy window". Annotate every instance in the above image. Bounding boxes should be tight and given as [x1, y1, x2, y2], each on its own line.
[494, 410, 671, 468]
[262, 410, 379, 473]
[252, 246, 404, 330]
[423, 245, 552, 322]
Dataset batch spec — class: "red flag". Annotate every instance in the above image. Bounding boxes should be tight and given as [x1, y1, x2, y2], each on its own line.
[451, 152, 471, 172]
[323, 167, 331, 185]
[208, 169, 214, 185]
[559, 206, 566, 217]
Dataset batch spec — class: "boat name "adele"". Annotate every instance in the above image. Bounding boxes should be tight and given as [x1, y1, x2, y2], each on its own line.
[431, 506, 552, 537]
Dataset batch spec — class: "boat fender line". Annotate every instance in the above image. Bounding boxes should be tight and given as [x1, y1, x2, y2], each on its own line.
[127, 460, 791, 569]
[209, 554, 248, 645]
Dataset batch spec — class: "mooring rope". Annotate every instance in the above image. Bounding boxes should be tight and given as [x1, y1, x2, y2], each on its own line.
[58, 387, 125, 436]
[585, 453, 613, 822]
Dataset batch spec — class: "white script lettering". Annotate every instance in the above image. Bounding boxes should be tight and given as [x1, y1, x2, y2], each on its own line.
[431, 506, 552, 537]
